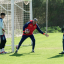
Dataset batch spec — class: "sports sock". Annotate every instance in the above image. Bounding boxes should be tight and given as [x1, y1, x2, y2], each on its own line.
[32, 49, 34, 51]
[63, 50, 64, 52]
[2, 48, 4, 52]
[17, 49, 18, 51]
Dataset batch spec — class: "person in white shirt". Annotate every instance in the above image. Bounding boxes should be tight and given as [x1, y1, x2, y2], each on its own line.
[0, 13, 7, 54]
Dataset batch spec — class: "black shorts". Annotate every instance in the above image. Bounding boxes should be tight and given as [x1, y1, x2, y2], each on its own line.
[0, 35, 6, 49]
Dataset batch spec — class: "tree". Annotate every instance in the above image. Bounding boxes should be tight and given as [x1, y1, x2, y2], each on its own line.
[33, 0, 64, 27]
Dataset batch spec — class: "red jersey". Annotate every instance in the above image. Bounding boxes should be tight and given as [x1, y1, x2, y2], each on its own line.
[23, 20, 44, 35]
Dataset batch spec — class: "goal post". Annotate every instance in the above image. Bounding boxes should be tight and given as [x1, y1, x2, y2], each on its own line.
[11, 0, 33, 52]
[30, 0, 33, 20]
[11, 0, 14, 52]
[30, 0, 33, 45]
[0, 0, 33, 52]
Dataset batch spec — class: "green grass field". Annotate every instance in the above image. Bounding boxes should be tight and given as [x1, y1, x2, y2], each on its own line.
[0, 33, 64, 64]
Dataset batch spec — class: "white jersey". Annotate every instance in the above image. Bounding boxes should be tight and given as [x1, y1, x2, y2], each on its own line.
[0, 18, 4, 35]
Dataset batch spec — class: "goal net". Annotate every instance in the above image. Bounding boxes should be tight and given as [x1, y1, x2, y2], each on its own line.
[0, 0, 32, 52]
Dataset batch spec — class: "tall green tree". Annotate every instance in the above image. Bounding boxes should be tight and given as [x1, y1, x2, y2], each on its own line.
[33, 0, 64, 27]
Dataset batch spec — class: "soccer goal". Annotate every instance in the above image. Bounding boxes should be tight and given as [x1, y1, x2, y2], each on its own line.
[0, 0, 33, 52]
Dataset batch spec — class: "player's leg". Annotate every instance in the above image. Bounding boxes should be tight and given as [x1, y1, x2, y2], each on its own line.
[1, 35, 7, 54]
[1, 40, 6, 53]
[1, 35, 6, 48]
[0, 42, 2, 54]
[0, 36, 2, 53]
[59, 39, 64, 54]
[2, 39, 6, 48]
[15, 35, 28, 53]
[59, 34, 64, 54]
[30, 35, 35, 52]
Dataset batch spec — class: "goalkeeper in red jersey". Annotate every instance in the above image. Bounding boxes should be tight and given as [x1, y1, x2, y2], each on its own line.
[15, 18, 49, 53]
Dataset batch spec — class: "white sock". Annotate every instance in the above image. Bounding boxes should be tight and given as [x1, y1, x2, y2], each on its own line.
[0, 49, 2, 52]
[17, 49, 18, 51]
[63, 50, 64, 52]
[32, 49, 34, 51]
[2, 48, 4, 52]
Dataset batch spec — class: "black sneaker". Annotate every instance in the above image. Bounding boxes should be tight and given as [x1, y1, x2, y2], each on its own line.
[59, 52, 64, 54]
[15, 50, 18, 53]
[32, 50, 35, 53]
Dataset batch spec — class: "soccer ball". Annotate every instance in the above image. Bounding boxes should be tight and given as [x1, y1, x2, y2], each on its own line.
[25, 29, 30, 34]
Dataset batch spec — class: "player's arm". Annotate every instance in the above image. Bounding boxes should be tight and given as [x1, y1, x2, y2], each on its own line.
[0, 19, 5, 32]
[36, 24, 49, 37]
[23, 22, 31, 34]
[0, 19, 3, 28]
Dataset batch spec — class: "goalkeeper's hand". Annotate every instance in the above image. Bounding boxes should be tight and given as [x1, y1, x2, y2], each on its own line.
[45, 34, 49, 37]
[43, 33, 49, 37]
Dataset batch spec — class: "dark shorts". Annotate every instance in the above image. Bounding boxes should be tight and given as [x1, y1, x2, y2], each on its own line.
[0, 35, 6, 49]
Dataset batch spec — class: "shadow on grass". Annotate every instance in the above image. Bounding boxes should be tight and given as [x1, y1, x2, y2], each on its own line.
[9, 52, 34, 57]
[48, 54, 64, 59]
[10, 53, 23, 57]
